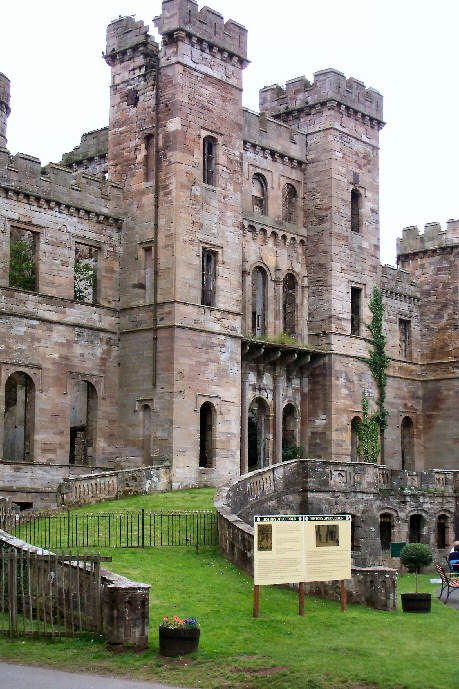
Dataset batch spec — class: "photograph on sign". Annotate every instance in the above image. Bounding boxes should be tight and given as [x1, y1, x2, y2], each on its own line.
[315, 524, 340, 547]
[304, 516, 351, 583]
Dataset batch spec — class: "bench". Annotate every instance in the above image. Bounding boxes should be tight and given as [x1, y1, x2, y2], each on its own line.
[434, 563, 459, 603]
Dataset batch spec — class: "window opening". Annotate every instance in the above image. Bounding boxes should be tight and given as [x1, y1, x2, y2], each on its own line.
[401, 416, 414, 470]
[282, 273, 297, 337]
[409, 514, 423, 543]
[351, 188, 360, 233]
[379, 513, 392, 551]
[350, 287, 361, 335]
[142, 404, 151, 465]
[282, 403, 297, 458]
[282, 183, 297, 224]
[203, 136, 216, 186]
[199, 402, 215, 468]
[3, 372, 35, 462]
[252, 174, 267, 215]
[9, 227, 37, 291]
[437, 515, 447, 549]
[201, 249, 216, 306]
[69, 381, 97, 466]
[248, 398, 269, 471]
[399, 318, 411, 360]
[251, 267, 267, 337]
[351, 416, 361, 461]
[74, 243, 98, 304]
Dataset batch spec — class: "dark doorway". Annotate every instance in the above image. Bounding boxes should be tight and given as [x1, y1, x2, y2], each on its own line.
[409, 514, 423, 543]
[3, 371, 35, 462]
[401, 416, 414, 470]
[69, 381, 97, 465]
[379, 513, 392, 551]
[199, 402, 215, 468]
[248, 398, 269, 471]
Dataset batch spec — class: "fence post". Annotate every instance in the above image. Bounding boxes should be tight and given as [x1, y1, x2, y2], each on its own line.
[141, 509, 145, 549]
[8, 550, 18, 636]
[67, 510, 71, 548]
[196, 513, 199, 555]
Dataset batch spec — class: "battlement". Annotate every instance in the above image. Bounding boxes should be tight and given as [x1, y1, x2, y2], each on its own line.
[154, 0, 248, 61]
[105, 16, 159, 66]
[61, 127, 108, 168]
[397, 220, 459, 257]
[0, 73, 11, 149]
[260, 68, 383, 123]
[0, 150, 122, 217]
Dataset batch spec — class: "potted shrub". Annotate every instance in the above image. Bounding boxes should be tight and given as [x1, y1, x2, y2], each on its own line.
[159, 616, 200, 657]
[400, 543, 433, 613]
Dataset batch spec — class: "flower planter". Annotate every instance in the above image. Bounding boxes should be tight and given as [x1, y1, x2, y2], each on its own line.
[401, 593, 431, 613]
[159, 625, 200, 657]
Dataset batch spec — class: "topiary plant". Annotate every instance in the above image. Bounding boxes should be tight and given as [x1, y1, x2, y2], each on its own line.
[400, 543, 433, 593]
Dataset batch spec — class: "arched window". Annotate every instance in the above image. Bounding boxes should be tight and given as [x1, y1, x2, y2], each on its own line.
[282, 403, 297, 457]
[251, 266, 267, 337]
[203, 136, 217, 186]
[379, 513, 392, 551]
[199, 402, 215, 468]
[437, 514, 447, 549]
[282, 183, 297, 223]
[282, 273, 297, 337]
[401, 416, 414, 470]
[351, 188, 361, 233]
[69, 381, 97, 466]
[409, 514, 424, 543]
[3, 372, 35, 462]
[248, 397, 270, 471]
[252, 174, 267, 215]
[142, 404, 151, 465]
[351, 417, 361, 461]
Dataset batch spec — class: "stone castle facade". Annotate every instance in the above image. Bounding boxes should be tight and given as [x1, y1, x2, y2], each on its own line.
[0, 0, 457, 508]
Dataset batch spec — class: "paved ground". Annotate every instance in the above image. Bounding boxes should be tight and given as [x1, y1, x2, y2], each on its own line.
[0, 662, 194, 689]
[436, 587, 459, 610]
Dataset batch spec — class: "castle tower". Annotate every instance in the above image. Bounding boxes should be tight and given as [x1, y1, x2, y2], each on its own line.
[260, 70, 385, 460]
[105, 1, 248, 486]
[0, 73, 10, 150]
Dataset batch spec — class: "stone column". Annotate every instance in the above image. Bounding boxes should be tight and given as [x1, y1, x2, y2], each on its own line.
[273, 368, 282, 464]
[301, 275, 308, 343]
[240, 370, 249, 475]
[274, 268, 282, 336]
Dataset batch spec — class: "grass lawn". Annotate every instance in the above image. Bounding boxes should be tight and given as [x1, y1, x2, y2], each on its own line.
[1, 490, 458, 689]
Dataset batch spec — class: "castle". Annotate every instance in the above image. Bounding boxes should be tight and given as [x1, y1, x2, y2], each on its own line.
[0, 0, 457, 509]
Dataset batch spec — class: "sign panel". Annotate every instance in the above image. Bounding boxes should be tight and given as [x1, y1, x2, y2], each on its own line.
[390, 542, 406, 558]
[254, 515, 351, 586]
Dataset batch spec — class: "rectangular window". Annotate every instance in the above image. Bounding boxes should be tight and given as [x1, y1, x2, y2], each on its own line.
[399, 318, 411, 360]
[201, 249, 216, 306]
[74, 243, 98, 304]
[9, 227, 37, 291]
[350, 287, 361, 335]
[203, 136, 216, 186]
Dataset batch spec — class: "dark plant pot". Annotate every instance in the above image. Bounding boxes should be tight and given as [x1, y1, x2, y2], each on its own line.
[159, 626, 200, 657]
[401, 593, 431, 613]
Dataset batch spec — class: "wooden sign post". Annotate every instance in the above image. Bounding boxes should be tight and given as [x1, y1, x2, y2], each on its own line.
[298, 581, 305, 616]
[340, 580, 347, 612]
[253, 584, 259, 618]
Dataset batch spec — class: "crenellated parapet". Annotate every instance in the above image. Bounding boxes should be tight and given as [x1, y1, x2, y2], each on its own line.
[380, 265, 421, 304]
[0, 73, 11, 149]
[260, 68, 383, 127]
[397, 220, 459, 258]
[154, 0, 248, 63]
[0, 153, 123, 223]
[104, 16, 159, 68]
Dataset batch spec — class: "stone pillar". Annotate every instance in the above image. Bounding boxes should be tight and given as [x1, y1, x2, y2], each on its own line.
[273, 369, 282, 464]
[103, 583, 150, 650]
[301, 275, 308, 344]
[274, 269, 282, 336]
[0, 74, 10, 150]
[300, 368, 309, 455]
[240, 371, 249, 475]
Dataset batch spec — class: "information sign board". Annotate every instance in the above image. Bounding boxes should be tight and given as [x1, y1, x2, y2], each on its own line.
[390, 542, 406, 558]
[254, 515, 351, 586]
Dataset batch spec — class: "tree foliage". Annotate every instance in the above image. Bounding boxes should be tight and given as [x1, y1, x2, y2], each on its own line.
[9, 240, 36, 291]
[74, 260, 96, 303]
[400, 543, 433, 593]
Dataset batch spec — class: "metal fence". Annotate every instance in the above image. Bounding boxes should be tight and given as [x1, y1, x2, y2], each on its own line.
[0, 548, 109, 637]
[6, 510, 218, 550]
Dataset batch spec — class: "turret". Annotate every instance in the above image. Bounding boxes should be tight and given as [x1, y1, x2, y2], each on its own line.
[0, 73, 10, 150]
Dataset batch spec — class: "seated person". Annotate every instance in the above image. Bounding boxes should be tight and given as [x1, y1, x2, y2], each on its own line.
[448, 545, 459, 572]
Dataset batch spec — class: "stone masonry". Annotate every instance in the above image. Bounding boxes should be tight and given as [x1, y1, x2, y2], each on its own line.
[0, 0, 457, 509]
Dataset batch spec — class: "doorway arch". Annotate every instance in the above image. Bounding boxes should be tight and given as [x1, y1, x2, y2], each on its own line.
[3, 371, 35, 462]
[248, 397, 270, 471]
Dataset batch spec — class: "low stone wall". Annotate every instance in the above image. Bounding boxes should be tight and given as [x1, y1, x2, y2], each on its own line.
[57, 465, 171, 507]
[0, 528, 150, 649]
[214, 465, 398, 611]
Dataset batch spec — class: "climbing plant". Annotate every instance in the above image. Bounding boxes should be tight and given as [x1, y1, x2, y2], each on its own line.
[367, 287, 390, 432]
[74, 260, 96, 302]
[9, 239, 36, 291]
[356, 392, 380, 463]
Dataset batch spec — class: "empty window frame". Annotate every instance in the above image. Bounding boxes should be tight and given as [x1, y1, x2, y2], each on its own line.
[3, 371, 35, 462]
[9, 227, 37, 291]
[379, 513, 392, 551]
[351, 188, 361, 233]
[282, 273, 297, 337]
[252, 174, 267, 215]
[201, 249, 216, 306]
[401, 416, 414, 470]
[409, 514, 423, 543]
[399, 318, 412, 360]
[69, 380, 97, 466]
[74, 243, 98, 304]
[251, 266, 267, 337]
[350, 287, 361, 335]
[282, 183, 297, 224]
[203, 136, 217, 186]
[199, 402, 215, 468]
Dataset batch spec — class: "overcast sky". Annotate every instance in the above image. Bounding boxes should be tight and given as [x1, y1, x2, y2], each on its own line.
[1, 0, 458, 266]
